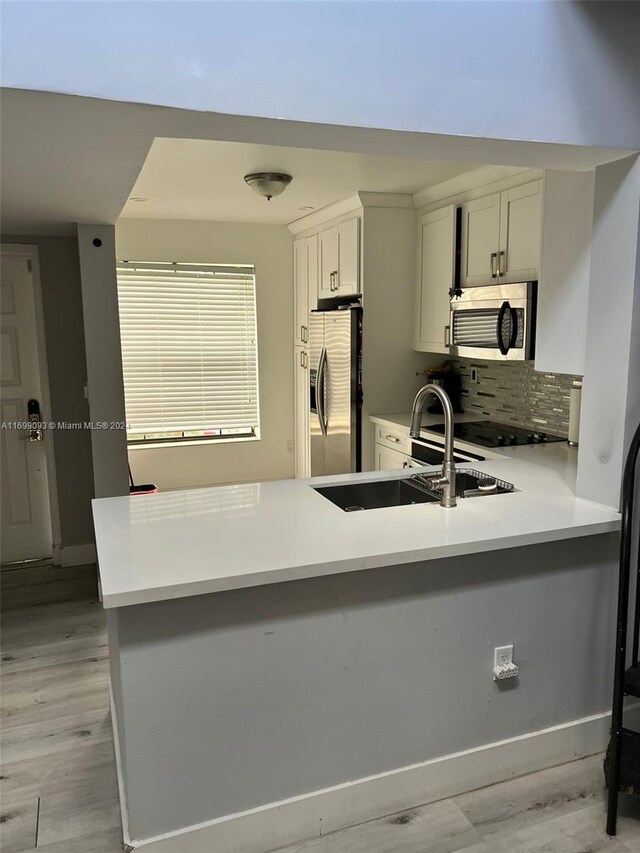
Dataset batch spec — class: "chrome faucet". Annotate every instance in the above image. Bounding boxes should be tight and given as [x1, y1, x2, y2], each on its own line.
[409, 384, 457, 508]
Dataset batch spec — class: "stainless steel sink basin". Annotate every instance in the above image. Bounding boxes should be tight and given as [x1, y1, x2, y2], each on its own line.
[313, 478, 439, 512]
[313, 469, 514, 513]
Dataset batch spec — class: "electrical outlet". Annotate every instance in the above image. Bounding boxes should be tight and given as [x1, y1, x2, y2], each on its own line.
[470, 367, 479, 384]
[493, 644, 519, 681]
[287, 439, 295, 453]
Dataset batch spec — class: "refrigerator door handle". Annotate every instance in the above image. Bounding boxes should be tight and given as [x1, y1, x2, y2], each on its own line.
[316, 346, 328, 436]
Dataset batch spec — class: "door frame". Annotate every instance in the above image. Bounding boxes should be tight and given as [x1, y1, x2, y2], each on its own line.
[1, 243, 62, 563]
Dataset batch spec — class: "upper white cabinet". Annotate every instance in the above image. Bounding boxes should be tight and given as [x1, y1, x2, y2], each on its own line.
[414, 204, 456, 353]
[294, 234, 319, 346]
[498, 181, 542, 283]
[460, 193, 501, 287]
[461, 180, 541, 287]
[319, 217, 360, 298]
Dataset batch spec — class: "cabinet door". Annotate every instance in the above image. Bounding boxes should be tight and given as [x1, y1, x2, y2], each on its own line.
[319, 226, 339, 299]
[461, 193, 501, 287]
[294, 238, 308, 346]
[415, 204, 456, 353]
[337, 218, 360, 296]
[294, 347, 310, 478]
[307, 233, 319, 312]
[375, 443, 408, 471]
[498, 180, 541, 283]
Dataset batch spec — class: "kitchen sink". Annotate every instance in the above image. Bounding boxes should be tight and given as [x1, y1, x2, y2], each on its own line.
[314, 469, 514, 512]
[313, 478, 439, 512]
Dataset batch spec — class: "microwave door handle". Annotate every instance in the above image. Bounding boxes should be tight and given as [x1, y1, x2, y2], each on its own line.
[508, 305, 518, 350]
[316, 347, 328, 436]
[497, 301, 511, 355]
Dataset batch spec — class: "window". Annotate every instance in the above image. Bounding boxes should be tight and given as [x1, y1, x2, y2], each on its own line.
[116, 261, 260, 445]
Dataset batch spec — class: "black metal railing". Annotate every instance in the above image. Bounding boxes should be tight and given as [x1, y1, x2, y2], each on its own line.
[606, 418, 640, 836]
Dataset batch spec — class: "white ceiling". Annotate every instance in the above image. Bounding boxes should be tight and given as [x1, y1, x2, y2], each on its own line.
[1, 89, 636, 236]
[120, 139, 477, 225]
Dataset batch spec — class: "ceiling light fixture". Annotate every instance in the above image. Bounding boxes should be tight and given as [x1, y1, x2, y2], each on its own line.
[244, 172, 292, 201]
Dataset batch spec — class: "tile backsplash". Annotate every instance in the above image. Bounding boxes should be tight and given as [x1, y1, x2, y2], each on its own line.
[449, 357, 581, 438]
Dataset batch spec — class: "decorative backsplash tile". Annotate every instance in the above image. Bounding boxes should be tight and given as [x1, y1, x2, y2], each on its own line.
[450, 357, 581, 438]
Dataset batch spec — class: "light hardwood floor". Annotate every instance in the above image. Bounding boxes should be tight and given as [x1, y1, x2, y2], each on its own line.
[1, 599, 639, 852]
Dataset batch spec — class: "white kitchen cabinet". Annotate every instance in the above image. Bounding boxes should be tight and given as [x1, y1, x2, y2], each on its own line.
[461, 193, 501, 287]
[415, 204, 456, 353]
[294, 348, 310, 478]
[461, 180, 541, 287]
[337, 218, 360, 295]
[319, 227, 339, 299]
[319, 217, 360, 299]
[374, 443, 408, 471]
[498, 181, 542, 283]
[294, 235, 319, 346]
[294, 239, 308, 347]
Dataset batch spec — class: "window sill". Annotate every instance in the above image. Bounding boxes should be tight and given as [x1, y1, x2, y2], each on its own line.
[127, 435, 261, 451]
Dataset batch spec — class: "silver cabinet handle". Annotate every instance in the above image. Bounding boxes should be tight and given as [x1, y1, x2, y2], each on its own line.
[385, 434, 400, 443]
[330, 270, 339, 291]
[444, 325, 451, 347]
[333, 270, 339, 290]
[490, 252, 498, 278]
[303, 325, 308, 343]
[497, 250, 505, 277]
[300, 350, 308, 368]
[329, 271, 334, 291]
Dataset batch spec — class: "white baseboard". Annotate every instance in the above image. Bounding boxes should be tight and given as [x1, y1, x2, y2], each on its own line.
[59, 543, 96, 567]
[129, 710, 611, 853]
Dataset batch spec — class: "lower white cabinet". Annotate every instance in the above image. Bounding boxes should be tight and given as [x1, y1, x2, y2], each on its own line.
[374, 443, 409, 471]
[294, 348, 310, 478]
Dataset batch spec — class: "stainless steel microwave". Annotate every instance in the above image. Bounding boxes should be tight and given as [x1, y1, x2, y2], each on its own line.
[449, 281, 537, 361]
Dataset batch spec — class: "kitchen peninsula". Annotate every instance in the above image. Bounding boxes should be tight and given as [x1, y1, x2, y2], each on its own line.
[94, 449, 620, 853]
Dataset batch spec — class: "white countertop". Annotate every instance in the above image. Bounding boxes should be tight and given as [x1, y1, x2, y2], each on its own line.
[94, 419, 620, 609]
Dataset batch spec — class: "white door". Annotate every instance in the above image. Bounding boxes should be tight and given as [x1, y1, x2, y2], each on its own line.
[415, 204, 456, 353]
[1, 252, 52, 562]
[319, 226, 339, 298]
[461, 193, 501, 287]
[294, 348, 310, 478]
[293, 238, 308, 346]
[336, 218, 360, 295]
[498, 180, 542, 283]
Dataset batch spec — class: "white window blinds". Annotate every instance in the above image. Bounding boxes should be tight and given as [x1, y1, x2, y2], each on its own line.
[116, 262, 260, 442]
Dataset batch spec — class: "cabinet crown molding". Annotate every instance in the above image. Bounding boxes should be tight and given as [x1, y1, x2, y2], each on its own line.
[288, 192, 413, 235]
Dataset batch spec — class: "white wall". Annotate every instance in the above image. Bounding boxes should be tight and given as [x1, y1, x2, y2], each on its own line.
[77, 224, 129, 498]
[2, 3, 639, 150]
[116, 219, 294, 490]
[577, 155, 640, 509]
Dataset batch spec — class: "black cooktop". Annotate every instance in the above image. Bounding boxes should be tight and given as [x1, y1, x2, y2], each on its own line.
[427, 420, 565, 448]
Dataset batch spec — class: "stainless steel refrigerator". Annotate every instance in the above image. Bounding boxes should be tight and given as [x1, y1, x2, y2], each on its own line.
[308, 308, 362, 477]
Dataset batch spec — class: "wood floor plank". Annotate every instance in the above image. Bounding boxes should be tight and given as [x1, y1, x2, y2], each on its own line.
[0, 709, 113, 763]
[0, 793, 38, 852]
[1, 657, 110, 728]
[453, 752, 605, 841]
[37, 786, 121, 846]
[272, 799, 485, 853]
[0, 740, 118, 801]
[12, 828, 124, 853]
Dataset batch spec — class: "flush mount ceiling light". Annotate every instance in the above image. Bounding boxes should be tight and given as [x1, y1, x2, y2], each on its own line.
[244, 172, 292, 201]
